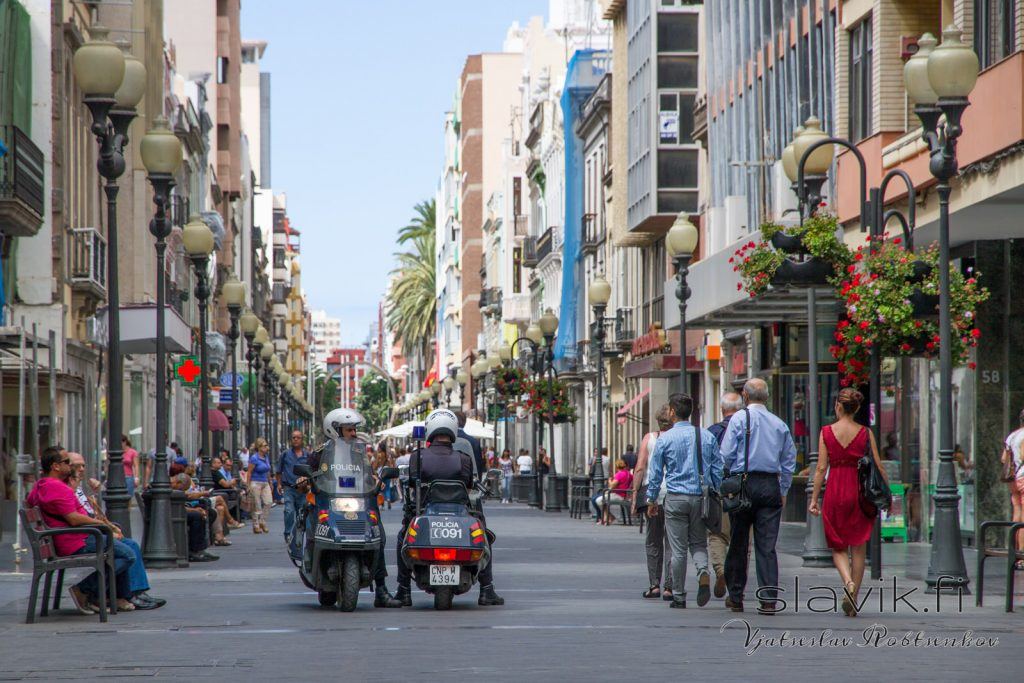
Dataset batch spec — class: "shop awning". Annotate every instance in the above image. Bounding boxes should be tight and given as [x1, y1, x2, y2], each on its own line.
[616, 388, 650, 425]
[206, 409, 230, 432]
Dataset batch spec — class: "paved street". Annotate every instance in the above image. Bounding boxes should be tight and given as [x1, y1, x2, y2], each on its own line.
[1, 504, 1020, 681]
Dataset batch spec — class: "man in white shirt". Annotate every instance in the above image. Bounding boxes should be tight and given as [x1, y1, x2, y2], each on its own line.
[516, 449, 533, 474]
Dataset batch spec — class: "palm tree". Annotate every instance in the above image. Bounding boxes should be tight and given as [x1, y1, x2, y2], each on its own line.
[386, 199, 436, 366]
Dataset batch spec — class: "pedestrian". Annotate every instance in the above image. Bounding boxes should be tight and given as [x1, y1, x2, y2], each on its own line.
[277, 430, 311, 558]
[645, 393, 721, 609]
[621, 444, 638, 471]
[808, 388, 886, 616]
[247, 438, 272, 534]
[238, 443, 252, 472]
[539, 449, 551, 476]
[1002, 408, 1024, 568]
[485, 446, 497, 469]
[594, 459, 633, 525]
[719, 378, 797, 615]
[632, 404, 675, 601]
[499, 449, 514, 503]
[516, 448, 533, 475]
[588, 447, 610, 479]
[706, 392, 743, 599]
[121, 435, 139, 501]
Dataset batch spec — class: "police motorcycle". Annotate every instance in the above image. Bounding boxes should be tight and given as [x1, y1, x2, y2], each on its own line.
[399, 424, 501, 610]
[292, 411, 398, 612]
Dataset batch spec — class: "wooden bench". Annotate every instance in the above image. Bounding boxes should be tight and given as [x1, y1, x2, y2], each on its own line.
[976, 520, 1024, 612]
[19, 507, 117, 623]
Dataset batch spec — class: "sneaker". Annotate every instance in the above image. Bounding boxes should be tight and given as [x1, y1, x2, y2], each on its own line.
[669, 598, 687, 609]
[68, 585, 95, 615]
[697, 572, 711, 607]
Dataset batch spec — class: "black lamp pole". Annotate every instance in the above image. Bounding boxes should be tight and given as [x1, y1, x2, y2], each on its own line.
[142, 170, 176, 566]
[245, 334, 258, 446]
[227, 304, 241, 477]
[590, 306, 607, 493]
[190, 253, 214, 489]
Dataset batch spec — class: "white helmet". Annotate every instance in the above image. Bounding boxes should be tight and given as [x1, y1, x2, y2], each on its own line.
[424, 408, 458, 442]
[323, 408, 363, 440]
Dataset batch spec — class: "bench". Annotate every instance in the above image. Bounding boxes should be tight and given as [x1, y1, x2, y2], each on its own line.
[19, 507, 118, 623]
[976, 520, 1024, 612]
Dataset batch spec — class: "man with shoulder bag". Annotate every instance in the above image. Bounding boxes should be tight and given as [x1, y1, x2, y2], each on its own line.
[645, 393, 722, 609]
[719, 378, 796, 615]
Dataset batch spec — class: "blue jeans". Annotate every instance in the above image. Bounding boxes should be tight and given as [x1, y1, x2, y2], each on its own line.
[591, 492, 602, 518]
[74, 535, 134, 601]
[119, 537, 149, 594]
[501, 476, 511, 501]
[282, 486, 305, 555]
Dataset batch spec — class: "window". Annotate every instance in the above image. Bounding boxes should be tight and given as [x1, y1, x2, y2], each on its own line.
[217, 56, 228, 84]
[975, 0, 1016, 69]
[657, 12, 699, 52]
[848, 17, 873, 141]
[656, 56, 698, 89]
[658, 92, 696, 145]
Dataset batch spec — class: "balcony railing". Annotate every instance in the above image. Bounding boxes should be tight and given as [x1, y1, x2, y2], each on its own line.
[480, 287, 502, 315]
[614, 307, 634, 349]
[514, 214, 529, 238]
[536, 227, 555, 263]
[0, 124, 45, 237]
[68, 227, 107, 299]
[692, 94, 708, 147]
[522, 236, 538, 267]
[581, 212, 603, 254]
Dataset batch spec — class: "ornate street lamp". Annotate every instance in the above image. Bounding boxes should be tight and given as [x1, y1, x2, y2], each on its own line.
[537, 308, 559, 507]
[471, 358, 488, 417]
[139, 116, 181, 566]
[76, 27, 144, 534]
[456, 368, 468, 410]
[666, 213, 698, 397]
[905, 27, 978, 594]
[443, 374, 457, 407]
[430, 379, 442, 408]
[253, 324, 270, 440]
[240, 310, 260, 444]
[183, 217, 216, 488]
[588, 274, 612, 493]
[222, 274, 246, 476]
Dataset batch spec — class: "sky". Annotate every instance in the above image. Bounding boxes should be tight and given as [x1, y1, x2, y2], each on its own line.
[242, 1, 551, 345]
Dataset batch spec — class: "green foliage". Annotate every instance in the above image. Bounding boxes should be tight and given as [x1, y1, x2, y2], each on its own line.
[385, 199, 437, 364]
[313, 367, 340, 428]
[525, 378, 577, 423]
[356, 374, 392, 434]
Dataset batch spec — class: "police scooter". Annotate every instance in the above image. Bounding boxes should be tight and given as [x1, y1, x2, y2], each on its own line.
[292, 437, 397, 612]
[400, 463, 501, 610]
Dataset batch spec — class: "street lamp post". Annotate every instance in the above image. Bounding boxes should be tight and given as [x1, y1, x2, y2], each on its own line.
[588, 275, 612, 493]
[140, 117, 182, 567]
[498, 344, 513, 458]
[240, 312, 260, 445]
[259, 340, 273, 442]
[471, 358, 487, 419]
[223, 275, 246, 477]
[486, 352, 502, 458]
[522, 323, 544, 496]
[905, 27, 978, 594]
[666, 214, 699, 405]
[443, 373, 457, 407]
[76, 27, 146, 534]
[538, 308, 559, 509]
[183, 217, 216, 488]
[456, 369, 468, 412]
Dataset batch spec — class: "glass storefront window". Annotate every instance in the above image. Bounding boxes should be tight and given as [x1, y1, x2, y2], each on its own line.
[779, 373, 840, 473]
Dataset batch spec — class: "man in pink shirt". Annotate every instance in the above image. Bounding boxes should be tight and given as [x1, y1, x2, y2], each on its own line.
[26, 447, 136, 614]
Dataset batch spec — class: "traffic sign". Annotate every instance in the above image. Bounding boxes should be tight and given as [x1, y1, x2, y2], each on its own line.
[219, 388, 237, 403]
[219, 372, 244, 387]
[174, 356, 202, 386]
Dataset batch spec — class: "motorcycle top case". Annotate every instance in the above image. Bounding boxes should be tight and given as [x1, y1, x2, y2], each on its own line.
[407, 514, 478, 548]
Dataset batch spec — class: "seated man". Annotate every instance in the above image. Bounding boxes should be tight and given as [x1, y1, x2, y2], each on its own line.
[26, 447, 136, 614]
[211, 455, 246, 528]
[171, 474, 219, 562]
[67, 452, 166, 610]
[186, 471, 240, 542]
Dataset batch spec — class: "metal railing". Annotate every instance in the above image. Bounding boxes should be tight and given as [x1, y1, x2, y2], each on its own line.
[581, 213, 602, 253]
[68, 227, 107, 296]
[614, 307, 634, 347]
[522, 236, 538, 267]
[537, 227, 554, 263]
[0, 124, 45, 219]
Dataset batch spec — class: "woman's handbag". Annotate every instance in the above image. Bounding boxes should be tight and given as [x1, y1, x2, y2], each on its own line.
[857, 434, 892, 516]
[693, 425, 722, 533]
[720, 409, 752, 514]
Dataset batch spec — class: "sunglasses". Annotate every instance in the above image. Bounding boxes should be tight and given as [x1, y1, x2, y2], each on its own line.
[60, 459, 71, 465]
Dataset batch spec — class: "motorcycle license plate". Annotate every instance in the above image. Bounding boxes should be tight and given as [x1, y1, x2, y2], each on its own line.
[429, 565, 459, 586]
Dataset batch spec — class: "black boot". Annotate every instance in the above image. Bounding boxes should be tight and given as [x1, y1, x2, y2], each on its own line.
[478, 584, 505, 606]
[393, 585, 413, 607]
[374, 585, 403, 608]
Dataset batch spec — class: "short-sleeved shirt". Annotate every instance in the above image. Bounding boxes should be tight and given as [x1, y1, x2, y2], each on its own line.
[516, 455, 533, 473]
[499, 458, 514, 477]
[249, 454, 271, 482]
[1006, 428, 1024, 477]
[610, 469, 633, 493]
[26, 477, 89, 556]
[123, 448, 138, 477]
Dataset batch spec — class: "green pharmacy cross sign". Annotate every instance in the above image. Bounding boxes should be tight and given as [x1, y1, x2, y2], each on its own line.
[174, 356, 202, 386]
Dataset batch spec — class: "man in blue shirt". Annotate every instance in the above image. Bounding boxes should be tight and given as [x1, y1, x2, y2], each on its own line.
[707, 391, 743, 599]
[277, 430, 311, 559]
[719, 378, 797, 614]
[646, 393, 722, 609]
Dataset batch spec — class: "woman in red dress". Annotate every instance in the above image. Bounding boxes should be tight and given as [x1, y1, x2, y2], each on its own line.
[808, 388, 887, 616]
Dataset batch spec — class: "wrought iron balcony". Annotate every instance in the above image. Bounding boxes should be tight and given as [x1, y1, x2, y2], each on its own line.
[68, 227, 107, 300]
[537, 227, 554, 263]
[522, 236, 539, 267]
[614, 307, 634, 349]
[581, 213, 603, 255]
[0, 124, 44, 237]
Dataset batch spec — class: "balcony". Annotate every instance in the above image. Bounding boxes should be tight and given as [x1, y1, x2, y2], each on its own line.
[68, 228, 107, 300]
[0, 125, 45, 236]
[514, 214, 529, 238]
[479, 287, 502, 316]
[536, 227, 554, 263]
[526, 102, 543, 149]
[614, 307, 634, 350]
[692, 94, 708, 147]
[581, 213, 603, 255]
[522, 236, 538, 267]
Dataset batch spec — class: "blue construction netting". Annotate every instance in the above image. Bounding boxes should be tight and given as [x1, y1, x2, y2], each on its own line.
[554, 49, 610, 368]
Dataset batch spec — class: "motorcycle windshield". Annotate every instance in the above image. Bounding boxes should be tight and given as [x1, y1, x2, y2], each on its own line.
[314, 438, 376, 496]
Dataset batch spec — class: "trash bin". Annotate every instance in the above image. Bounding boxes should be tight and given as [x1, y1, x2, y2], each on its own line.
[544, 474, 569, 511]
[486, 475, 501, 499]
[512, 474, 536, 503]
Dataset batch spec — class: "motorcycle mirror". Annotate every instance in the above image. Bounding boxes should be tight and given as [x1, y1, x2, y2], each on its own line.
[485, 468, 502, 482]
[293, 464, 313, 478]
[379, 466, 400, 480]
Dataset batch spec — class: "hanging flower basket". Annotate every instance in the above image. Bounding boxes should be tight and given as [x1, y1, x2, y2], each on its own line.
[496, 367, 528, 399]
[831, 236, 989, 385]
[733, 214, 853, 297]
[525, 377, 578, 423]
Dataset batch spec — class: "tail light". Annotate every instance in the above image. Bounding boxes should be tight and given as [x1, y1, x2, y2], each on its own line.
[406, 547, 483, 562]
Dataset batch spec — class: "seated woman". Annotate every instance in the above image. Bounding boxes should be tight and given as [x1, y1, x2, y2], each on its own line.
[594, 459, 634, 526]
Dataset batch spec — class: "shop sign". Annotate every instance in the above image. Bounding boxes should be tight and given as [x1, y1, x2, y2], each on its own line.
[631, 324, 671, 359]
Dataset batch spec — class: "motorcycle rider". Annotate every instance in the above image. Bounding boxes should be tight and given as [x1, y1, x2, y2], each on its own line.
[394, 408, 505, 607]
[297, 408, 402, 608]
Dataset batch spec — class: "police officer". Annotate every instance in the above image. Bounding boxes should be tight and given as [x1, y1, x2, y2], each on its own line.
[298, 408, 402, 608]
[394, 408, 504, 607]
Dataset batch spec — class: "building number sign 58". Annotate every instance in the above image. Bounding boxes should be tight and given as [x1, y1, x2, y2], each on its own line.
[981, 370, 1001, 385]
